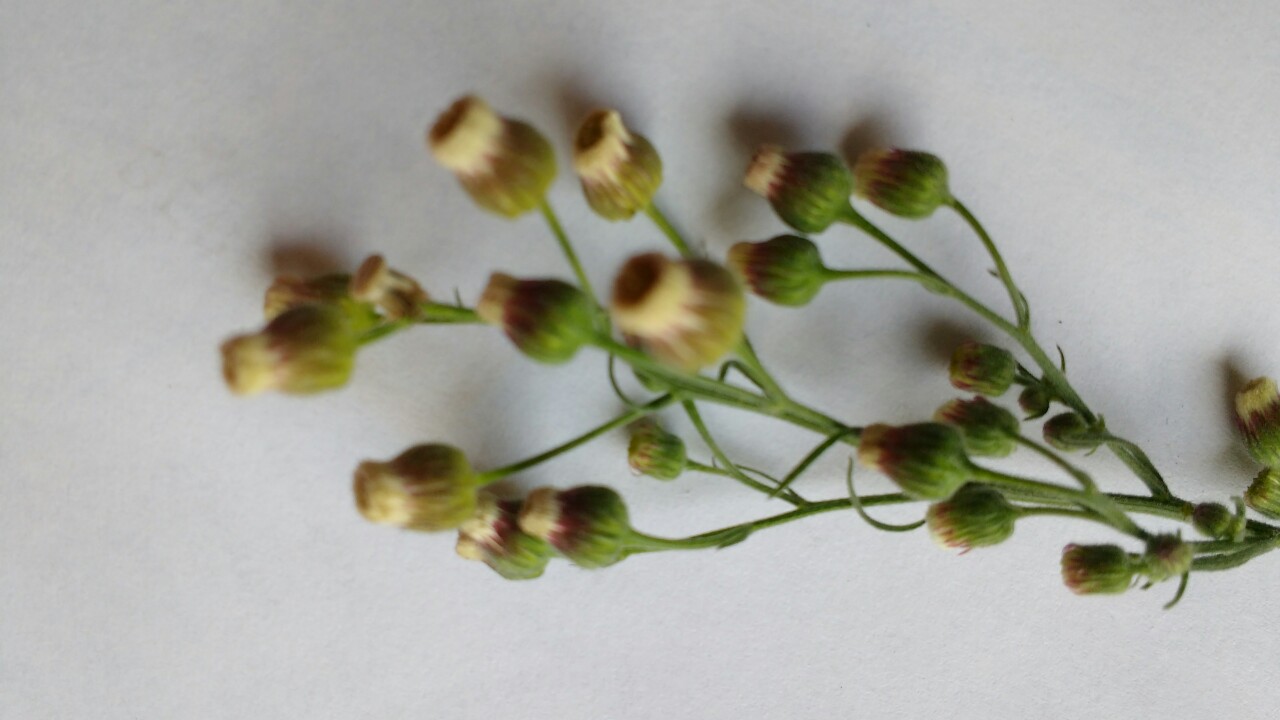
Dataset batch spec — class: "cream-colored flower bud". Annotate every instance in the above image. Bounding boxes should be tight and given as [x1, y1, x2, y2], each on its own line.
[263, 273, 351, 320]
[220, 304, 358, 396]
[455, 493, 553, 580]
[353, 444, 479, 532]
[350, 254, 429, 320]
[572, 110, 662, 220]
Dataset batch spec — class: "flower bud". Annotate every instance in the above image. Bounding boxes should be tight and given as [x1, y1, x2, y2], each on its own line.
[949, 341, 1016, 396]
[1042, 412, 1100, 452]
[350, 254, 429, 320]
[726, 235, 827, 307]
[933, 397, 1019, 458]
[627, 419, 686, 480]
[1061, 544, 1135, 595]
[1140, 534, 1192, 582]
[1245, 468, 1280, 519]
[353, 444, 479, 532]
[427, 95, 556, 217]
[1234, 377, 1280, 467]
[1018, 385, 1052, 420]
[926, 484, 1016, 551]
[221, 304, 358, 396]
[455, 493, 553, 580]
[744, 146, 852, 234]
[611, 253, 745, 371]
[852, 149, 951, 219]
[476, 273, 595, 364]
[857, 423, 972, 500]
[572, 109, 662, 220]
[518, 486, 632, 568]
[263, 273, 352, 321]
[1191, 502, 1244, 540]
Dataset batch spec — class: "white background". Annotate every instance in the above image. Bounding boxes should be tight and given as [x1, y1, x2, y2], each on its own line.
[5, 1, 1280, 718]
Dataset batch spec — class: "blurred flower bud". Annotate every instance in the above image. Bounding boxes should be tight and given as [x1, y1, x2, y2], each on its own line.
[627, 419, 686, 480]
[476, 273, 595, 364]
[1191, 502, 1244, 540]
[744, 146, 852, 234]
[456, 493, 553, 580]
[611, 253, 745, 371]
[949, 341, 1016, 396]
[1245, 468, 1280, 519]
[1140, 534, 1192, 582]
[926, 483, 1016, 551]
[572, 109, 662, 220]
[1234, 377, 1280, 467]
[933, 397, 1019, 458]
[726, 235, 827, 307]
[852, 149, 951, 219]
[350, 254, 429, 320]
[518, 486, 632, 568]
[353, 444, 479, 532]
[1018, 385, 1052, 420]
[1042, 412, 1100, 452]
[1060, 544, 1135, 595]
[221, 304, 358, 396]
[427, 95, 556, 217]
[857, 423, 972, 500]
[263, 273, 352, 321]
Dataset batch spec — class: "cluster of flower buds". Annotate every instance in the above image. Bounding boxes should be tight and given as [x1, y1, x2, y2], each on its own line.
[726, 235, 828, 307]
[949, 342, 1016, 397]
[925, 483, 1017, 551]
[858, 422, 973, 499]
[455, 493, 553, 580]
[476, 273, 595, 363]
[627, 419, 687, 480]
[934, 396, 1019, 458]
[1060, 535, 1192, 595]
[1191, 502, 1246, 541]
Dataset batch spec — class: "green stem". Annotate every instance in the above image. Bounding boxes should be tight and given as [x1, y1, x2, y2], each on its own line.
[644, 203, 695, 257]
[1192, 539, 1280, 572]
[949, 198, 1030, 329]
[972, 465, 1149, 539]
[686, 458, 788, 497]
[539, 200, 600, 306]
[734, 336, 787, 402]
[771, 427, 856, 498]
[838, 204, 940, 277]
[1014, 435, 1095, 491]
[682, 400, 808, 506]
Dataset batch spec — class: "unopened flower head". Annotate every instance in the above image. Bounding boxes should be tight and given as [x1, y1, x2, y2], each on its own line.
[573, 109, 662, 220]
[1060, 544, 1135, 595]
[627, 419, 686, 481]
[427, 95, 556, 217]
[1245, 468, 1280, 519]
[353, 444, 479, 532]
[1018, 385, 1052, 420]
[518, 485, 632, 569]
[350, 254, 429, 321]
[221, 304, 358, 396]
[611, 253, 745, 371]
[926, 483, 1017, 551]
[1234, 377, 1280, 467]
[1042, 412, 1100, 452]
[744, 146, 852, 234]
[857, 422, 972, 499]
[949, 341, 1016, 396]
[476, 273, 595, 364]
[726, 235, 827, 307]
[1191, 502, 1244, 541]
[455, 493, 553, 580]
[263, 273, 352, 321]
[852, 148, 951, 219]
[933, 396, 1020, 458]
[1140, 534, 1192, 582]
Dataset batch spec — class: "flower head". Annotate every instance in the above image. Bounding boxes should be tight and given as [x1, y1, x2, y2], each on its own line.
[1060, 544, 1135, 595]
[858, 423, 972, 499]
[1042, 412, 1100, 452]
[353, 444, 479, 532]
[1191, 502, 1244, 541]
[573, 109, 662, 220]
[456, 493, 554, 580]
[476, 273, 595, 364]
[1140, 534, 1192, 582]
[744, 146, 852, 233]
[852, 148, 951, 219]
[350, 254, 429, 321]
[1245, 468, 1280, 519]
[926, 484, 1017, 551]
[726, 235, 827, 307]
[221, 304, 358, 396]
[518, 486, 632, 568]
[627, 419, 687, 481]
[933, 396, 1019, 458]
[263, 273, 352, 321]
[949, 341, 1016, 396]
[1234, 377, 1280, 467]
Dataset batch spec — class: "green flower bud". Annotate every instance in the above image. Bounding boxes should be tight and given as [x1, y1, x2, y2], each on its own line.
[933, 397, 1019, 458]
[1234, 377, 1280, 467]
[353, 444, 479, 532]
[627, 419, 687, 481]
[852, 148, 951, 219]
[428, 95, 556, 217]
[1140, 534, 1192, 582]
[221, 304, 358, 396]
[926, 484, 1016, 551]
[726, 235, 827, 307]
[744, 146, 852, 234]
[949, 341, 1016, 396]
[1060, 544, 1135, 595]
[350, 254, 430, 321]
[263, 273, 352, 321]
[1018, 385, 1052, 420]
[456, 493, 553, 580]
[476, 273, 595, 364]
[572, 110, 662, 220]
[857, 423, 972, 500]
[1245, 468, 1280, 519]
[1042, 412, 1101, 452]
[518, 486, 632, 569]
[1191, 502, 1245, 540]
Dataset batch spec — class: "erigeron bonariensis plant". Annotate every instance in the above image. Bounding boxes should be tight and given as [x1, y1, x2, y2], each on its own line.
[219, 93, 1280, 605]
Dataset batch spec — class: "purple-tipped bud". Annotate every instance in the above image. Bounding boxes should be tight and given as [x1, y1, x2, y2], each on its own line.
[221, 304, 358, 396]
[572, 110, 662, 220]
[627, 419, 687, 481]
[476, 273, 595, 364]
[263, 273, 352, 321]
[949, 342, 1016, 396]
[1018, 385, 1052, 420]
[1140, 534, 1192, 582]
[1191, 502, 1244, 540]
[857, 423, 972, 500]
[456, 494, 553, 580]
[518, 486, 632, 569]
[852, 148, 951, 219]
[744, 146, 852, 234]
[726, 235, 827, 307]
[1234, 377, 1280, 467]
[1245, 468, 1280, 519]
[1061, 544, 1135, 595]
[350, 254, 429, 320]
[353, 444, 479, 532]
[926, 484, 1016, 552]
[933, 397, 1019, 458]
[1042, 412, 1100, 452]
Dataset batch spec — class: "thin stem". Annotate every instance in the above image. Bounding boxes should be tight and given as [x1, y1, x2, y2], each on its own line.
[643, 203, 695, 257]
[1014, 435, 1095, 491]
[682, 399, 808, 506]
[1192, 539, 1280, 572]
[949, 198, 1030, 329]
[539, 200, 599, 305]
[972, 465, 1149, 539]
[686, 458, 787, 497]
[771, 427, 856, 498]
[734, 336, 787, 402]
[838, 204, 941, 277]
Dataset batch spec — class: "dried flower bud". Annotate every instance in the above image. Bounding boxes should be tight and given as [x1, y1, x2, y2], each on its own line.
[926, 484, 1017, 551]
[353, 444, 479, 532]
[627, 419, 686, 480]
[427, 95, 556, 217]
[456, 493, 553, 580]
[263, 273, 352, 321]
[1140, 534, 1192, 582]
[350, 255, 429, 320]
[852, 149, 951, 219]
[1234, 377, 1280, 467]
[726, 235, 827, 307]
[1042, 412, 1100, 452]
[1191, 502, 1244, 540]
[518, 486, 632, 568]
[1061, 544, 1135, 595]
[1018, 385, 1052, 420]
[933, 397, 1019, 458]
[476, 273, 595, 364]
[611, 253, 745, 371]
[949, 341, 1016, 396]
[744, 146, 852, 234]
[1245, 468, 1280, 519]
[572, 109, 662, 220]
[857, 423, 972, 500]
[221, 304, 358, 396]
